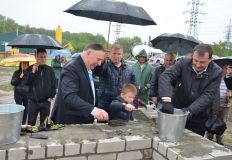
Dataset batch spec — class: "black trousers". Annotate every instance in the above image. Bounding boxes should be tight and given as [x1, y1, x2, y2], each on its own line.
[28, 99, 51, 126]
[14, 93, 28, 124]
[186, 116, 208, 136]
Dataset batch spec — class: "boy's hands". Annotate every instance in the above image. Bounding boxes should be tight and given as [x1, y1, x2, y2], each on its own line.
[122, 103, 135, 112]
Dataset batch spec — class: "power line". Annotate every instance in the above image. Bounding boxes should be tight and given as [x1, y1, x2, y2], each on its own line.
[225, 19, 232, 42]
[112, 23, 124, 42]
[184, 0, 206, 39]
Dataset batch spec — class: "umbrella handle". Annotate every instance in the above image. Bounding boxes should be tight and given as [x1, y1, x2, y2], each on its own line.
[107, 21, 111, 48]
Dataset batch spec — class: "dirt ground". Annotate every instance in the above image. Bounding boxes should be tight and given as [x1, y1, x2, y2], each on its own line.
[0, 66, 232, 149]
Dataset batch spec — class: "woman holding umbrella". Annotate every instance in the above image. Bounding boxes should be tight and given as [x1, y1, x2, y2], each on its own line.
[11, 61, 30, 124]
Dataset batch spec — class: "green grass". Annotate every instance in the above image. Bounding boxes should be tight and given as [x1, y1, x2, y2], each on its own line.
[0, 82, 14, 91]
[223, 137, 232, 144]
[0, 72, 9, 76]
[226, 129, 232, 134]
[0, 55, 4, 61]
[223, 121, 232, 145]
[46, 59, 51, 66]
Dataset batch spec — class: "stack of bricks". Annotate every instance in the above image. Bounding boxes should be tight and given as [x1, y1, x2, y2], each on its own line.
[1, 109, 232, 160]
[1, 131, 232, 160]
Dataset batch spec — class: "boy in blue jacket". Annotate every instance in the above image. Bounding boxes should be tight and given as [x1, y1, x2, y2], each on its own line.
[108, 83, 137, 125]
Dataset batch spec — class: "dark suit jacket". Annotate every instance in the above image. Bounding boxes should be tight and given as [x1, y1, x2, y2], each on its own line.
[109, 96, 133, 121]
[225, 76, 232, 90]
[52, 56, 95, 124]
[159, 57, 223, 116]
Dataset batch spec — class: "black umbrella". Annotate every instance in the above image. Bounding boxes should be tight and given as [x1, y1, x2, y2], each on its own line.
[151, 33, 200, 55]
[213, 57, 232, 68]
[8, 34, 63, 49]
[65, 0, 156, 43]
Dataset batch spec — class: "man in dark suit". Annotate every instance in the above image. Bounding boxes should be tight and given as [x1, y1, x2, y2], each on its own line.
[52, 44, 108, 124]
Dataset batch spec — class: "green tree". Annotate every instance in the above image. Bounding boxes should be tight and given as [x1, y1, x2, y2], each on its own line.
[212, 41, 232, 57]
[0, 14, 145, 54]
[115, 36, 142, 58]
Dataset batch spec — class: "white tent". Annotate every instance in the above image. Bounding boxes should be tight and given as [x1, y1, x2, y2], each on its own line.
[131, 45, 163, 57]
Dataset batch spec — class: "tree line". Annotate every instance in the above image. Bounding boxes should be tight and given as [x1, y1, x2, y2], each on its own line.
[0, 14, 142, 56]
[0, 14, 231, 57]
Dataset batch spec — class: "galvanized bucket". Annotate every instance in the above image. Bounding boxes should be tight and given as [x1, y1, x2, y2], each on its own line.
[157, 108, 189, 142]
[0, 104, 25, 145]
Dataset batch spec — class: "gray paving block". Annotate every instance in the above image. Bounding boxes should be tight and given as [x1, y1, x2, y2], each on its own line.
[88, 153, 116, 160]
[57, 157, 87, 160]
[81, 140, 96, 154]
[8, 147, 26, 160]
[152, 150, 167, 160]
[47, 143, 63, 157]
[28, 146, 45, 159]
[167, 147, 179, 160]
[0, 150, 6, 160]
[65, 143, 80, 156]
[153, 137, 160, 150]
[97, 137, 125, 153]
[117, 151, 143, 160]
[125, 136, 151, 151]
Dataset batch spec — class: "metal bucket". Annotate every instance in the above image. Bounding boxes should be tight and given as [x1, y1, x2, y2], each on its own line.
[157, 108, 188, 142]
[0, 104, 25, 145]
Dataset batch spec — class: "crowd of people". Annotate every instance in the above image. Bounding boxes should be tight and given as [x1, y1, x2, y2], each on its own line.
[10, 43, 232, 145]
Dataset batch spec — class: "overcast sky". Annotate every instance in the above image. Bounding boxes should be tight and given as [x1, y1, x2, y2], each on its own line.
[0, 0, 232, 44]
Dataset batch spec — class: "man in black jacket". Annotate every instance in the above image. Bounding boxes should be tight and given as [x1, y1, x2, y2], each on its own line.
[224, 65, 232, 90]
[25, 49, 56, 125]
[158, 44, 223, 136]
[149, 52, 175, 105]
[52, 44, 108, 124]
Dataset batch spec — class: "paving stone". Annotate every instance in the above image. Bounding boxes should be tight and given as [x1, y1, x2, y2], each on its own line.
[97, 137, 125, 153]
[158, 142, 177, 157]
[167, 147, 180, 160]
[47, 143, 63, 157]
[8, 147, 26, 160]
[64, 143, 80, 156]
[28, 146, 45, 159]
[157, 142, 167, 156]
[177, 154, 214, 160]
[153, 137, 161, 150]
[152, 150, 167, 160]
[57, 157, 87, 160]
[209, 147, 232, 158]
[0, 150, 6, 160]
[88, 153, 116, 160]
[125, 136, 151, 151]
[81, 140, 96, 154]
[117, 151, 143, 160]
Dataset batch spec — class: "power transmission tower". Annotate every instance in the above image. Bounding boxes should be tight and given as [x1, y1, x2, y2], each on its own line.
[184, 0, 206, 39]
[225, 19, 232, 42]
[113, 23, 123, 42]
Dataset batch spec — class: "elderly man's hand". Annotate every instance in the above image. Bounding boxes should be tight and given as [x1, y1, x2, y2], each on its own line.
[93, 108, 109, 121]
